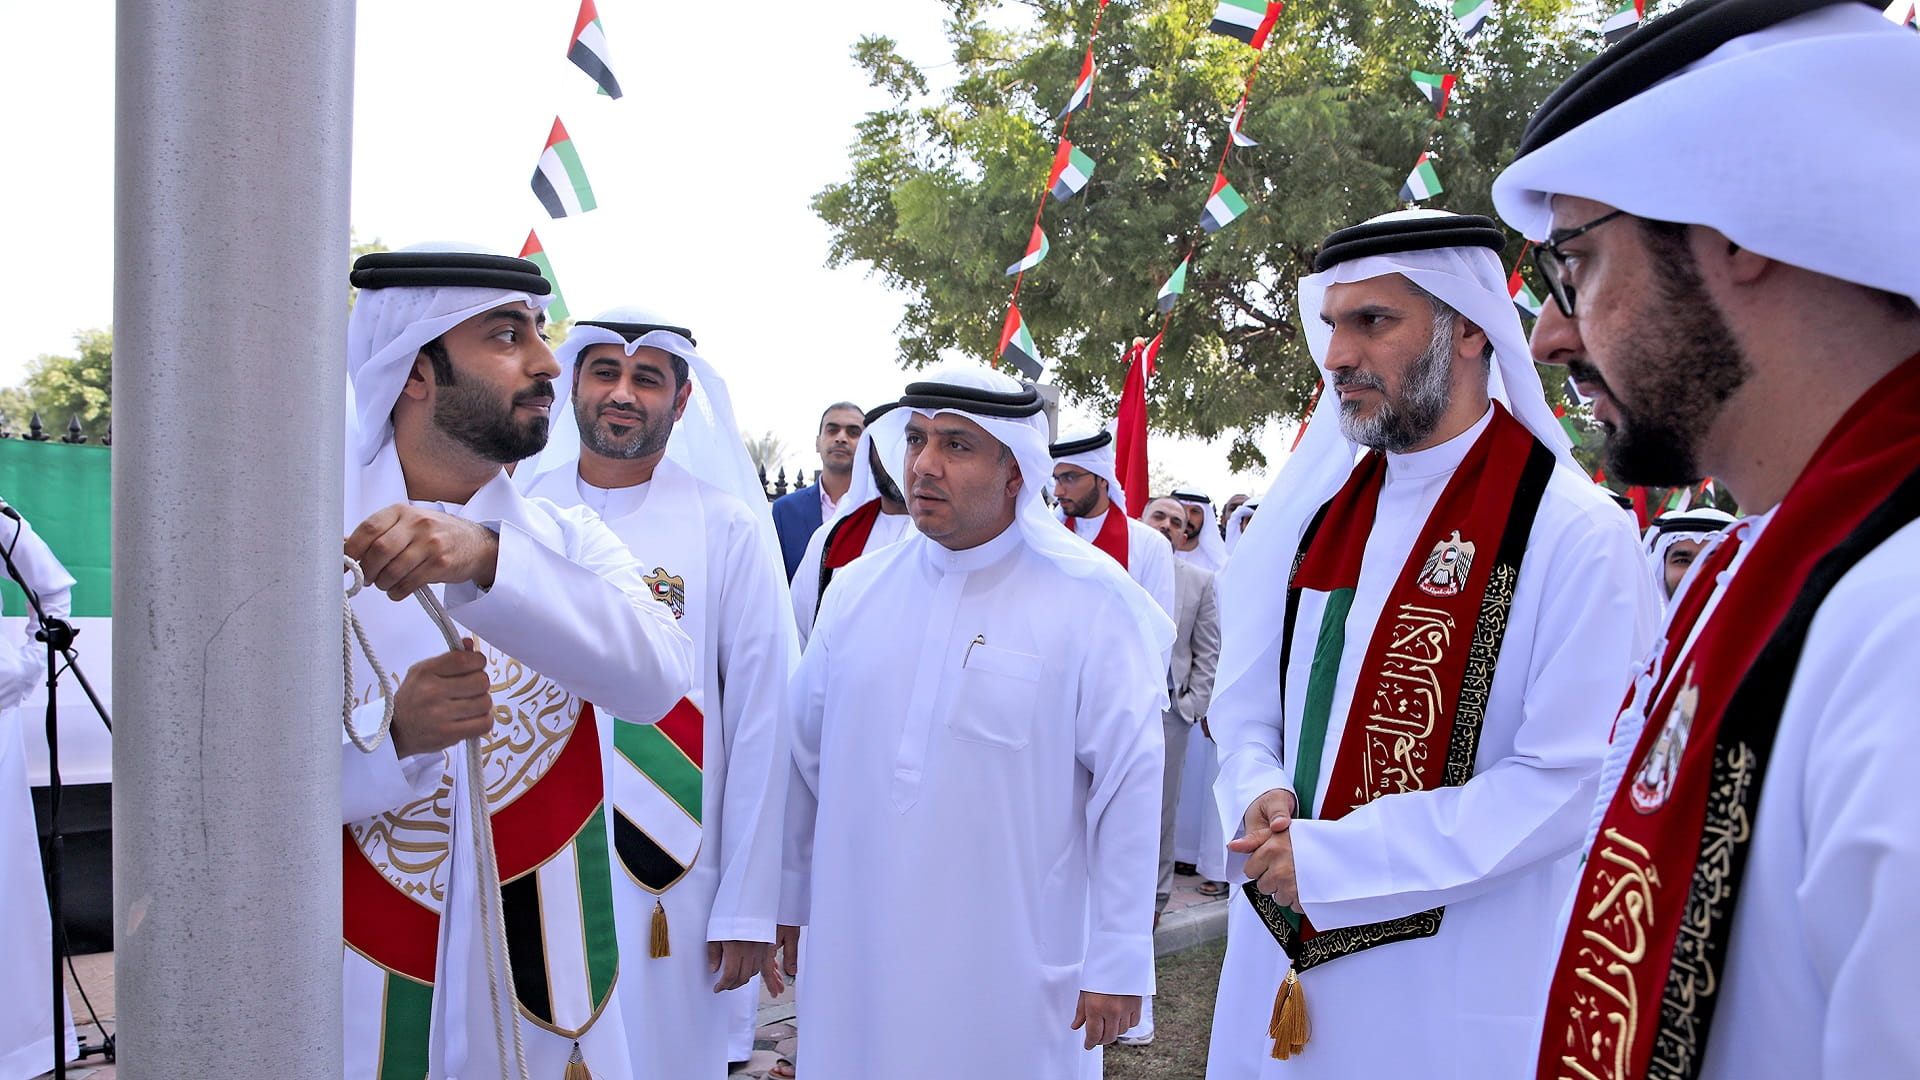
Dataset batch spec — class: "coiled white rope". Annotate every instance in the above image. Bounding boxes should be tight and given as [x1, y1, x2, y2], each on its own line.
[344, 556, 531, 1080]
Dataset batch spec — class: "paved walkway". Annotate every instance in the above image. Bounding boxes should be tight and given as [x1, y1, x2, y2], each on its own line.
[34, 872, 1231, 1079]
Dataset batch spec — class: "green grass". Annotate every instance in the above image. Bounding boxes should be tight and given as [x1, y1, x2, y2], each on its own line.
[1106, 938, 1227, 1079]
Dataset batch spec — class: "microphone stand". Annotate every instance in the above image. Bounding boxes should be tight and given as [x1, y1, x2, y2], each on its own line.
[0, 512, 114, 1080]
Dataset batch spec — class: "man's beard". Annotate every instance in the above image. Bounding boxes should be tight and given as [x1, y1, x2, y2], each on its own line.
[433, 374, 552, 463]
[575, 398, 672, 460]
[1589, 253, 1750, 487]
[1059, 488, 1098, 518]
[1336, 317, 1455, 453]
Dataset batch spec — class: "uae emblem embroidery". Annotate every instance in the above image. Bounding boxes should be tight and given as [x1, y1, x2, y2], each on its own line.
[1631, 675, 1696, 813]
[644, 566, 687, 620]
[1416, 530, 1475, 597]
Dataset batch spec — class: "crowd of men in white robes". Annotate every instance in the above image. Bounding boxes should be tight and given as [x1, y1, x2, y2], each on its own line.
[2, 2, 1915, 1078]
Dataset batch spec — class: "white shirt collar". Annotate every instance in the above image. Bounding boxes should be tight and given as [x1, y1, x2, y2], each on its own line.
[922, 520, 1023, 575]
[1385, 401, 1495, 482]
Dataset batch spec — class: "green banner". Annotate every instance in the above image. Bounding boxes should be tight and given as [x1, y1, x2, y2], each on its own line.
[0, 441, 111, 618]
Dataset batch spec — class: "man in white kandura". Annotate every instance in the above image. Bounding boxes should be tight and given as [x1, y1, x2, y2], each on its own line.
[1644, 507, 1735, 605]
[790, 400, 916, 647]
[1498, 1, 1920, 1074]
[515, 307, 793, 1078]
[1205, 210, 1656, 1078]
[777, 366, 1174, 1079]
[340, 247, 693, 1080]
[1050, 428, 1176, 616]
[1170, 488, 1229, 574]
[0, 509, 76, 1078]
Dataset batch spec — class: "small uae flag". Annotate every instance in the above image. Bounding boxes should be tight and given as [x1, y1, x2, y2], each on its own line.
[532, 118, 597, 218]
[1158, 259, 1190, 314]
[1228, 97, 1259, 146]
[998, 306, 1042, 379]
[1552, 403, 1583, 447]
[1410, 70, 1457, 117]
[1208, 0, 1285, 49]
[1005, 224, 1050, 276]
[1399, 152, 1443, 202]
[1602, 1, 1644, 44]
[1048, 140, 1096, 202]
[519, 231, 571, 323]
[1057, 48, 1095, 121]
[1453, 0, 1492, 39]
[1200, 171, 1249, 233]
[1663, 486, 1693, 512]
[567, 0, 622, 98]
[1508, 270, 1543, 319]
[1564, 373, 1591, 407]
[1700, 476, 1718, 503]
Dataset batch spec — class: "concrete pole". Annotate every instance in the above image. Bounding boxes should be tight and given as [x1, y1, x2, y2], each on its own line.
[113, 1, 353, 1075]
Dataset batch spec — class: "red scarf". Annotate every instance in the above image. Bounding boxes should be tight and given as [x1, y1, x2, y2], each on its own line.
[824, 498, 883, 573]
[1065, 503, 1130, 568]
[1540, 351, 1920, 1080]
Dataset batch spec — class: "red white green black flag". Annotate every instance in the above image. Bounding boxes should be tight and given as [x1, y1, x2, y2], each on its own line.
[998, 306, 1042, 379]
[1453, 0, 1492, 39]
[1507, 269, 1543, 320]
[1200, 171, 1249, 233]
[519, 230, 571, 323]
[1399, 152, 1443, 202]
[1048, 140, 1096, 201]
[1410, 70, 1457, 117]
[1603, 1, 1643, 44]
[1005, 224, 1050, 276]
[567, 0, 622, 98]
[1229, 97, 1259, 146]
[1208, 0, 1285, 49]
[1158, 258, 1189, 314]
[1058, 49, 1095, 120]
[532, 118, 597, 218]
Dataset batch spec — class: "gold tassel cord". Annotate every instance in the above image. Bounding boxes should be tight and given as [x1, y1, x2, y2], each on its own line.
[562, 1040, 593, 1080]
[650, 899, 671, 959]
[1268, 968, 1310, 1060]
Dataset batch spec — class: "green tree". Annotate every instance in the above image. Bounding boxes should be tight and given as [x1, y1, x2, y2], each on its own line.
[6, 328, 114, 440]
[815, 0, 1601, 469]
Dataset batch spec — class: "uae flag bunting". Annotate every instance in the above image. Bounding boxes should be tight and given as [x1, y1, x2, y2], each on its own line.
[1507, 269, 1542, 319]
[1410, 70, 1457, 117]
[1453, 0, 1492, 39]
[1158, 258, 1190, 314]
[1602, 1, 1642, 44]
[567, 0, 622, 98]
[998, 305, 1043, 379]
[518, 230, 571, 323]
[532, 118, 597, 218]
[1058, 48, 1095, 121]
[1209, 0, 1285, 49]
[1048, 140, 1096, 201]
[1552, 403, 1584, 447]
[1200, 171, 1249, 233]
[1564, 373, 1592, 407]
[1005, 224, 1050, 276]
[1593, 464, 1608, 484]
[1229, 97, 1259, 146]
[1663, 486, 1693, 512]
[1399, 152, 1443, 202]
[1701, 476, 1719, 502]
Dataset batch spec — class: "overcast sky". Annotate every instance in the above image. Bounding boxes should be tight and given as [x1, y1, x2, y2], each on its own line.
[1, 0, 1286, 499]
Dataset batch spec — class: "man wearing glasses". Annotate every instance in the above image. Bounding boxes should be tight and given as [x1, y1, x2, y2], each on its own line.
[1050, 429, 1177, 617]
[1496, 0, 1920, 1076]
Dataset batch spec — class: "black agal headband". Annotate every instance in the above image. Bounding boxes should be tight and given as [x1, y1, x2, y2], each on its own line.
[348, 251, 553, 295]
[578, 319, 698, 346]
[899, 380, 1045, 419]
[1312, 214, 1506, 274]
[1049, 430, 1114, 458]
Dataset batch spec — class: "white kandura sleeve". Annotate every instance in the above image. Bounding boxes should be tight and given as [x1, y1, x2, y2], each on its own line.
[1210, 624, 1295, 877]
[704, 512, 791, 944]
[340, 700, 447, 823]
[447, 509, 693, 726]
[1075, 595, 1165, 997]
[1288, 512, 1655, 930]
[778, 576, 842, 929]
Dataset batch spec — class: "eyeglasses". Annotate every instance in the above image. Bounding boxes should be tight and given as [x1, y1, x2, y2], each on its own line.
[1529, 208, 1627, 317]
[1052, 470, 1094, 486]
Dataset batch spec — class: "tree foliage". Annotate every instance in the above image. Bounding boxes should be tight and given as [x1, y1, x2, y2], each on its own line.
[5, 328, 114, 439]
[815, 0, 1601, 469]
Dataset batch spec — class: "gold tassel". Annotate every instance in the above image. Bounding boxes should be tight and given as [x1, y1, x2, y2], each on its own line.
[1267, 968, 1309, 1060]
[562, 1040, 593, 1080]
[649, 899, 671, 959]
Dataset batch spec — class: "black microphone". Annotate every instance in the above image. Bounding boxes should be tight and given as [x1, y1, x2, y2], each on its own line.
[0, 497, 18, 522]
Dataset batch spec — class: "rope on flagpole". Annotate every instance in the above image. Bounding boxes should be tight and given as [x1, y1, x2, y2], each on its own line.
[343, 557, 532, 1080]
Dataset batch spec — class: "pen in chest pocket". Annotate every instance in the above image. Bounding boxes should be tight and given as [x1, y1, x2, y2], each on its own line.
[964, 633, 985, 667]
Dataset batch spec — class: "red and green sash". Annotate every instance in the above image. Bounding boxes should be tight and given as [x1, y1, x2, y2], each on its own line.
[1539, 352, 1920, 1080]
[610, 697, 705, 893]
[1065, 504, 1131, 567]
[1244, 404, 1556, 969]
[815, 497, 883, 610]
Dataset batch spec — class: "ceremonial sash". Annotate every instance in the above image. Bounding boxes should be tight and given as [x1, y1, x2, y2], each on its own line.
[1065, 504, 1131, 567]
[1539, 352, 1920, 1080]
[1244, 404, 1555, 971]
[591, 461, 708, 952]
[342, 455, 623, 1076]
[816, 497, 883, 608]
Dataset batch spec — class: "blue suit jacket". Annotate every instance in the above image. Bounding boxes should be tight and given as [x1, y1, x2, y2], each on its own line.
[771, 482, 824, 581]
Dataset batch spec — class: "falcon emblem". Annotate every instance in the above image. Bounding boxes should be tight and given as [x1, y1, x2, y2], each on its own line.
[1416, 530, 1475, 597]
[643, 566, 687, 620]
[1631, 676, 1696, 814]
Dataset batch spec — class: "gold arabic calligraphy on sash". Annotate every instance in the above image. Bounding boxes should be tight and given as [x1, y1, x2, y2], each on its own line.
[348, 638, 581, 907]
[1557, 827, 1661, 1080]
[1352, 603, 1454, 810]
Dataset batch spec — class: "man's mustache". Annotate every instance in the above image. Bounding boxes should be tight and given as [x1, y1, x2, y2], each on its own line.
[514, 380, 556, 407]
